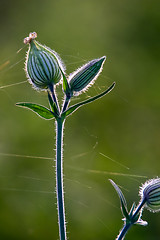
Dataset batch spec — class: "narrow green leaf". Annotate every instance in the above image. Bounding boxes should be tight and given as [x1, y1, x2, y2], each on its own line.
[16, 102, 55, 120]
[62, 82, 115, 118]
[60, 68, 71, 97]
[129, 202, 136, 217]
[109, 179, 129, 219]
[48, 92, 59, 116]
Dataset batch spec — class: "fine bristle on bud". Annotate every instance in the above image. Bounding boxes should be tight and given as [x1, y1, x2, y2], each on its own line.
[139, 177, 160, 212]
[24, 32, 37, 44]
[69, 56, 106, 96]
[24, 32, 65, 90]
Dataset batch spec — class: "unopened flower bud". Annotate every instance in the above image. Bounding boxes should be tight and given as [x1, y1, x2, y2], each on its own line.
[139, 178, 160, 212]
[69, 56, 106, 95]
[24, 32, 65, 90]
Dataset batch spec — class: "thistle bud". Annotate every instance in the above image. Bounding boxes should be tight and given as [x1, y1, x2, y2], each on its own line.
[69, 56, 106, 95]
[24, 32, 65, 90]
[139, 178, 160, 212]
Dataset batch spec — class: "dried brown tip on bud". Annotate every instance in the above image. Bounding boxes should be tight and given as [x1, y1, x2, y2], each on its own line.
[24, 32, 37, 44]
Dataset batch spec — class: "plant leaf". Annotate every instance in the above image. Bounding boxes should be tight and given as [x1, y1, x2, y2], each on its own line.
[16, 102, 55, 120]
[60, 68, 71, 97]
[109, 179, 129, 219]
[136, 219, 148, 226]
[62, 82, 115, 117]
[129, 202, 136, 217]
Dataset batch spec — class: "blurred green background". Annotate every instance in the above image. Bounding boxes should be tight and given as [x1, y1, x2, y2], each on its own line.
[0, 0, 160, 239]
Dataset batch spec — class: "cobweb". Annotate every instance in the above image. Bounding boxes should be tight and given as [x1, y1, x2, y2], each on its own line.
[0, 43, 149, 239]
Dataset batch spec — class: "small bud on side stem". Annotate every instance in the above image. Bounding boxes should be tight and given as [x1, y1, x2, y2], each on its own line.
[69, 56, 106, 95]
[111, 178, 160, 240]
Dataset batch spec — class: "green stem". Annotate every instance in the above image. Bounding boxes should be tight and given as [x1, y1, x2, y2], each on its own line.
[117, 223, 132, 240]
[56, 119, 67, 240]
[117, 199, 146, 240]
[62, 96, 71, 113]
[49, 84, 60, 113]
[132, 199, 146, 219]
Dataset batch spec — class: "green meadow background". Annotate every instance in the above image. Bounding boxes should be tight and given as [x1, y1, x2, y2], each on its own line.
[0, 0, 160, 239]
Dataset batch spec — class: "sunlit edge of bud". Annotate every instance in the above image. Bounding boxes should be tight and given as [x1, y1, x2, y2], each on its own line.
[68, 56, 106, 96]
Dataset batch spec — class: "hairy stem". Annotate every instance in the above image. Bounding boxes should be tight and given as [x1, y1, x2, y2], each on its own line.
[49, 84, 60, 113]
[62, 96, 71, 113]
[117, 199, 146, 240]
[56, 119, 66, 240]
[117, 223, 132, 240]
[132, 199, 146, 219]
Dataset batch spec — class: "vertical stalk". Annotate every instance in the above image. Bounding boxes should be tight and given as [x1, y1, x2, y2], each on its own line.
[56, 119, 66, 240]
[116, 223, 132, 240]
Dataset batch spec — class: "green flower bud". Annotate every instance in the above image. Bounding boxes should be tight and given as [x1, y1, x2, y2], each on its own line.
[24, 32, 65, 90]
[139, 178, 160, 212]
[69, 56, 106, 95]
